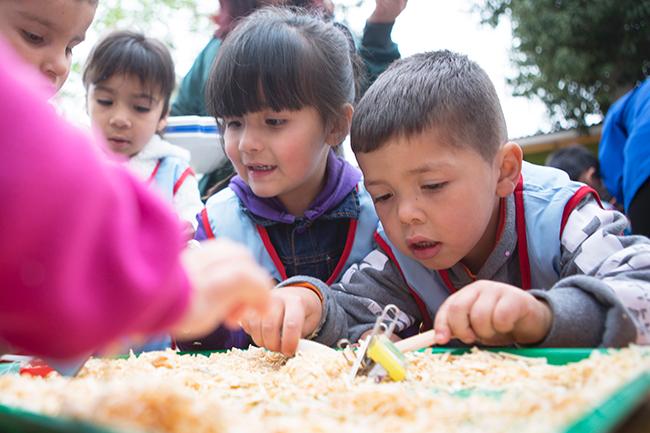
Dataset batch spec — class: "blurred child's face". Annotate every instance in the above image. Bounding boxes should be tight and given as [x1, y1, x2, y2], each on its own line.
[87, 74, 167, 158]
[358, 130, 512, 273]
[223, 106, 333, 216]
[0, 0, 96, 92]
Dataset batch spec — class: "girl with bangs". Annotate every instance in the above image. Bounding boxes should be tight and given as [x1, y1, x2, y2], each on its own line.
[177, 8, 379, 354]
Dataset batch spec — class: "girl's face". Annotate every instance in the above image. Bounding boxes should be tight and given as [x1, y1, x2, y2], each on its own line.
[0, 0, 96, 92]
[87, 74, 167, 158]
[224, 106, 335, 216]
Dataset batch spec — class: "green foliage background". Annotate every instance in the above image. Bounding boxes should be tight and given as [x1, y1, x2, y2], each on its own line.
[477, 0, 650, 130]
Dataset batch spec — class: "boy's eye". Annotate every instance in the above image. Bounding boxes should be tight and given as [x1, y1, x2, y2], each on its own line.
[225, 119, 242, 129]
[265, 118, 286, 127]
[21, 30, 44, 45]
[67, 41, 81, 57]
[96, 99, 113, 106]
[422, 182, 447, 192]
[372, 193, 393, 204]
[134, 105, 151, 113]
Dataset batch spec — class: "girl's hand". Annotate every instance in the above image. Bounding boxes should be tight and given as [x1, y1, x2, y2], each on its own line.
[433, 280, 552, 346]
[240, 286, 323, 356]
[171, 239, 272, 340]
[368, 0, 408, 24]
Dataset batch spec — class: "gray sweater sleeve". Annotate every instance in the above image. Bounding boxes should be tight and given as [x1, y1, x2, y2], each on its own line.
[277, 249, 423, 347]
[531, 196, 650, 347]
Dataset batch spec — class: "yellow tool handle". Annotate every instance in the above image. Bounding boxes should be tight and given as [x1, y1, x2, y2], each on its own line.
[394, 329, 436, 353]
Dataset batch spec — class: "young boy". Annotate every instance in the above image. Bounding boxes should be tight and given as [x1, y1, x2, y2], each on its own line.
[0, 0, 97, 93]
[84, 31, 203, 237]
[241, 50, 650, 356]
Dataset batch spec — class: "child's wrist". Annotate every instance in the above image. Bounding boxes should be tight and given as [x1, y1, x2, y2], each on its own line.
[280, 283, 324, 338]
[517, 298, 553, 345]
[287, 282, 324, 305]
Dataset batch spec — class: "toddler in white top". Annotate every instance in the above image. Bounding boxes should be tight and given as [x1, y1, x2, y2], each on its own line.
[84, 30, 202, 237]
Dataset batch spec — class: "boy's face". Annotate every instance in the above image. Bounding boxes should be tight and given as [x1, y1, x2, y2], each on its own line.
[0, 0, 96, 92]
[87, 74, 167, 158]
[358, 130, 513, 272]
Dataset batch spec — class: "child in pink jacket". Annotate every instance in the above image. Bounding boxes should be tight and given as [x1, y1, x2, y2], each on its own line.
[0, 38, 271, 361]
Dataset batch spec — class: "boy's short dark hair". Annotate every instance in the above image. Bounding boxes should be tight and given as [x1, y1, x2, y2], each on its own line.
[546, 145, 599, 181]
[205, 7, 358, 130]
[351, 50, 507, 161]
[82, 30, 175, 118]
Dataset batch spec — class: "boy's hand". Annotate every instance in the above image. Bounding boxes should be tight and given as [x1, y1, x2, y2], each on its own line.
[433, 280, 552, 346]
[240, 286, 323, 357]
[368, 0, 408, 23]
[171, 239, 272, 340]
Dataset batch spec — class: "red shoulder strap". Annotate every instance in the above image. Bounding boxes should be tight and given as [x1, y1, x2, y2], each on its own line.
[256, 225, 288, 281]
[437, 269, 457, 294]
[560, 185, 602, 236]
[325, 219, 358, 285]
[514, 175, 532, 290]
[173, 167, 196, 196]
[373, 232, 434, 331]
[147, 160, 162, 184]
[200, 208, 216, 239]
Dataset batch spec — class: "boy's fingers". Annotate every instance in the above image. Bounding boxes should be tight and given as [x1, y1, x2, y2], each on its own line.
[281, 298, 305, 356]
[492, 295, 521, 335]
[445, 290, 479, 344]
[469, 291, 499, 340]
[433, 304, 451, 344]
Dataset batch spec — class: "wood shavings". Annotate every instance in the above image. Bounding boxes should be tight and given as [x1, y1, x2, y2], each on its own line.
[0, 346, 648, 433]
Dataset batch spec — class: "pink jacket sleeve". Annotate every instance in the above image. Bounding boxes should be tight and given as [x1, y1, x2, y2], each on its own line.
[0, 40, 191, 359]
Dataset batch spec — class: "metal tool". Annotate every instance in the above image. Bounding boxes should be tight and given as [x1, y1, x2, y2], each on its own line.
[339, 304, 407, 382]
[339, 305, 439, 382]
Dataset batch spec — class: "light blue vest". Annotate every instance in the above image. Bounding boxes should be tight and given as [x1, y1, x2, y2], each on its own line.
[150, 156, 193, 201]
[202, 183, 379, 283]
[375, 162, 596, 329]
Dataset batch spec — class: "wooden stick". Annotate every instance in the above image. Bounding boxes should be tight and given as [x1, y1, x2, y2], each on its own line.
[394, 329, 437, 353]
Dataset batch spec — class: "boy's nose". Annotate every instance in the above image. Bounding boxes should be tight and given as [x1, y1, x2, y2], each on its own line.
[42, 52, 69, 91]
[397, 199, 426, 225]
[109, 112, 131, 129]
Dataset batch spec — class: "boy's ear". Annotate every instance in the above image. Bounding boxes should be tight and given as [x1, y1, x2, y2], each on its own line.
[495, 142, 523, 198]
[579, 166, 598, 186]
[156, 112, 169, 134]
[326, 103, 354, 146]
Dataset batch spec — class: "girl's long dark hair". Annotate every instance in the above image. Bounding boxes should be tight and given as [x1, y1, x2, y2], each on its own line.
[204, 7, 357, 199]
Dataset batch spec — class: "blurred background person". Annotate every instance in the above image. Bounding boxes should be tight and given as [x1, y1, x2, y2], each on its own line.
[546, 144, 620, 211]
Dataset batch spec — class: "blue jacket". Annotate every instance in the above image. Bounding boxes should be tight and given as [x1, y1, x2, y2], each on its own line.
[599, 78, 650, 211]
